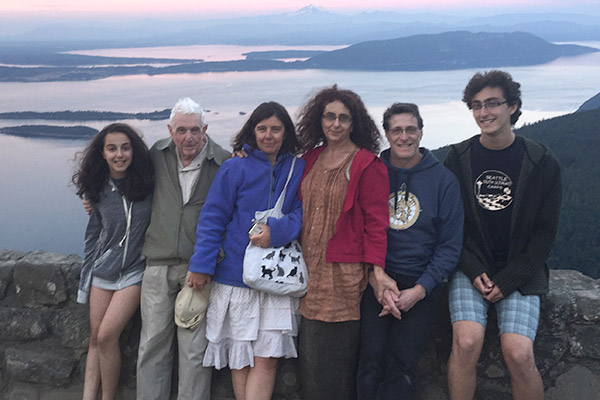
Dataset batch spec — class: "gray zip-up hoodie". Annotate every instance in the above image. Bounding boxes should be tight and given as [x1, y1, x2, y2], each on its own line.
[77, 180, 152, 303]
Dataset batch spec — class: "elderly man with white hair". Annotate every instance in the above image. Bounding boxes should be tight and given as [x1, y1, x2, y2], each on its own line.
[137, 97, 230, 400]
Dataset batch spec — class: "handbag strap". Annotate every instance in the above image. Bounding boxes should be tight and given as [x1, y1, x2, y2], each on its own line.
[272, 157, 297, 214]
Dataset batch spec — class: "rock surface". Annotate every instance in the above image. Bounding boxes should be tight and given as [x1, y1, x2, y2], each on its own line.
[0, 250, 598, 399]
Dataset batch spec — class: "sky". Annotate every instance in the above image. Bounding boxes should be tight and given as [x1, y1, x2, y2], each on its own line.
[2, 0, 599, 17]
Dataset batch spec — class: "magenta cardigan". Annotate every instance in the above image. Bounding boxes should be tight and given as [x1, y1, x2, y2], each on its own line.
[300, 146, 389, 267]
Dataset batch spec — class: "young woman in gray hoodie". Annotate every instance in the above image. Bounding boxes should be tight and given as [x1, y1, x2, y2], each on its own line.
[73, 123, 154, 400]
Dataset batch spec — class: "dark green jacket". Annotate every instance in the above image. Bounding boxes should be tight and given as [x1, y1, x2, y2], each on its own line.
[143, 135, 230, 266]
[444, 135, 561, 296]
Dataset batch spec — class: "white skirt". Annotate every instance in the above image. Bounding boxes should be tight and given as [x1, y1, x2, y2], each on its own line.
[202, 282, 300, 370]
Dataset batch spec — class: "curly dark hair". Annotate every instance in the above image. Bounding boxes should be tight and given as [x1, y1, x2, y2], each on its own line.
[382, 103, 424, 131]
[296, 85, 381, 154]
[463, 70, 522, 125]
[72, 123, 154, 203]
[233, 102, 299, 156]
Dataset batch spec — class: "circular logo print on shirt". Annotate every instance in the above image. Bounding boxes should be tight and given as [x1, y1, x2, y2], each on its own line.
[389, 184, 420, 230]
[474, 170, 514, 211]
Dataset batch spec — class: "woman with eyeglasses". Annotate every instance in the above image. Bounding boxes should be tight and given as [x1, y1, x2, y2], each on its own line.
[73, 123, 154, 400]
[295, 85, 393, 400]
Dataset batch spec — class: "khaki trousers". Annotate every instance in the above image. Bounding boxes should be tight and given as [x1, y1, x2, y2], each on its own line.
[137, 264, 212, 400]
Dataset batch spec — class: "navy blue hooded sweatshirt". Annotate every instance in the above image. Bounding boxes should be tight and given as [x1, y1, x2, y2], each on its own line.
[381, 147, 464, 294]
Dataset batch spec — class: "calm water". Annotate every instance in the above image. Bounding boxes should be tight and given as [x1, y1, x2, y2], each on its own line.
[67, 44, 347, 62]
[1, 42, 599, 255]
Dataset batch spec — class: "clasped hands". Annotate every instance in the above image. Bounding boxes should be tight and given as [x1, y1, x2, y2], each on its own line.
[473, 272, 504, 303]
[369, 266, 426, 320]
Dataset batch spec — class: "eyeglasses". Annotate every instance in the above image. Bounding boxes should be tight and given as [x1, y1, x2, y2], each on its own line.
[322, 112, 352, 125]
[388, 126, 421, 136]
[469, 100, 508, 111]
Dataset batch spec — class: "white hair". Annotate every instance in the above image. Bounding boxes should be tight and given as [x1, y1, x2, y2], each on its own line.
[169, 97, 206, 127]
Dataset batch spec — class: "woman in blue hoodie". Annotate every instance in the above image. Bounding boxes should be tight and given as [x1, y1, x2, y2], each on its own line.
[188, 102, 304, 400]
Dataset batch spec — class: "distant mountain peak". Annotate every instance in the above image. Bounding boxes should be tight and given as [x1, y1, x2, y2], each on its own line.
[295, 4, 327, 15]
[279, 4, 340, 22]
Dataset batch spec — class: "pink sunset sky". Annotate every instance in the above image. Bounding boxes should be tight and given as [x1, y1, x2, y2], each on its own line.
[2, 0, 598, 16]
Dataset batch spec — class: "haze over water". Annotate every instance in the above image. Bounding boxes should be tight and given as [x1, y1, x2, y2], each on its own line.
[1, 42, 599, 256]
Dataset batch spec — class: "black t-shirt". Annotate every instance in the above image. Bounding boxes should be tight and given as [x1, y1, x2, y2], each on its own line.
[470, 136, 524, 272]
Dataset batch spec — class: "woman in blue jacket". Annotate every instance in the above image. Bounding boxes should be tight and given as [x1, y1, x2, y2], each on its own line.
[189, 102, 304, 400]
[73, 123, 154, 400]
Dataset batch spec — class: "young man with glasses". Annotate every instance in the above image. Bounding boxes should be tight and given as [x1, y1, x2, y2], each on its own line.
[444, 70, 561, 400]
[357, 103, 464, 400]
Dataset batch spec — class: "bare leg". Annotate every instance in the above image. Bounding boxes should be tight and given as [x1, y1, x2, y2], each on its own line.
[245, 357, 278, 400]
[231, 366, 250, 400]
[447, 321, 485, 400]
[96, 285, 141, 400]
[500, 333, 543, 400]
[82, 286, 113, 400]
[231, 357, 278, 400]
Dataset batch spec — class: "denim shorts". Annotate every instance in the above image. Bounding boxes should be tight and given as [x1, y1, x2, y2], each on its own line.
[449, 270, 540, 341]
[92, 268, 144, 291]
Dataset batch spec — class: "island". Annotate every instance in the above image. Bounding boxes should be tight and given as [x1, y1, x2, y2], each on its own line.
[0, 31, 596, 82]
[303, 31, 597, 70]
[0, 110, 171, 121]
[0, 125, 98, 140]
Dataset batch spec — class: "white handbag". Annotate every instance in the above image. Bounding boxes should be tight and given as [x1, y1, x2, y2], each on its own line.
[242, 157, 308, 297]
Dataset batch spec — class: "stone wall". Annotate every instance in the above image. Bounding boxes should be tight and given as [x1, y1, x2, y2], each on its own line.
[0, 250, 598, 400]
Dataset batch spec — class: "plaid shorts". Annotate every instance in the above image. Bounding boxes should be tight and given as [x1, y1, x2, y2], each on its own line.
[449, 270, 540, 341]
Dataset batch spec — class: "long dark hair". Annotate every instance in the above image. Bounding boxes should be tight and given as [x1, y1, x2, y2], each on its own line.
[232, 101, 299, 156]
[296, 84, 381, 153]
[72, 123, 154, 203]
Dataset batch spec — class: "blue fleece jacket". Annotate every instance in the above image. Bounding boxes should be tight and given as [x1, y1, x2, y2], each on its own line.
[189, 145, 304, 287]
[381, 148, 463, 294]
